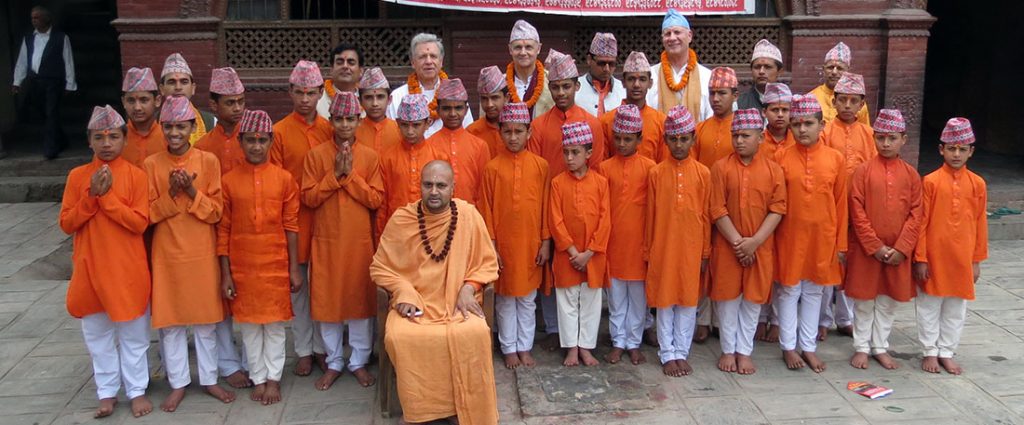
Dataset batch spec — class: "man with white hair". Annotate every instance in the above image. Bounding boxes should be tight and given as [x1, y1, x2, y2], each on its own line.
[647, 9, 712, 121]
[386, 33, 472, 138]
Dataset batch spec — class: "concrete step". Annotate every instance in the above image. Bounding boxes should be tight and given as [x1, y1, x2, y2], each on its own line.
[989, 213, 1024, 241]
[0, 176, 67, 203]
[0, 153, 91, 177]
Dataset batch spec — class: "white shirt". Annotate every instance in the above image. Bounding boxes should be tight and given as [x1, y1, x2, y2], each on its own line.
[514, 74, 531, 100]
[386, 82, 474, 139]
[646, 61, 712, 122]
[13, 29, 77, 91]
[575, 74, 626, 117]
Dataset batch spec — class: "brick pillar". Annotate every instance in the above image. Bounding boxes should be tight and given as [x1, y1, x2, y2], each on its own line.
[880, 8, 935, 168]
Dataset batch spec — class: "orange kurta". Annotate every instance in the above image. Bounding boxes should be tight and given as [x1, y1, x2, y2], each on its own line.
[122, 120, 164, 169]
[596, 154, 656, 280]
[355, 117, 401, 154]
[809, 84, 870, 126]
[599, 104, 668, 163]
[548, 170, 611, 289]
[823, 119, 877, 176]
[527, 105, 606, 178]
[644, 157, 711, 308]
[479, 149, 550, 297]
[708, 153, 786, 303]
[371, 199, 499, 425]
[145, 148, 225, 328]
[845, 156, 923, 302]
[913, 164, 987, 300]
[195, 124, 246, 175]
[270, 112, 333, 263]
[377, 140, 450, 236]
[693, 114, 734, 169]
[427, 127, 491, 204]
[217, 162, 299, 324]
[466, 117, 504, 158]
[60, 156, 151, 321]
[301, 142, 385, 322]
[773, 141, 848, 286]
[759, 129, 796, 161]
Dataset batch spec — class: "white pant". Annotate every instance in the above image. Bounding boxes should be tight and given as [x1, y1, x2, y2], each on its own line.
[776, 281, 826, 352]
[607, 279, 646, 350]
[215, 317, 247, 376]
[159, 324, 218, 388]
[853, 295, 900, 355]
[915, 292, 967, 358]
[758, 282, 781, 325]
[656, 305, 696, 364]
[696, 296, 714, 327]
[539, 290, 559, 334]
[556, 283, 602, 349]
[716, 296, 761, 356]
[239, 322, 287, 385]
[81, 310, 150, 400]
[819, 286, 854, 328]
[291, 263, 325, 357]
[320, 319, 373, 372]
[496, 291, 537, 354]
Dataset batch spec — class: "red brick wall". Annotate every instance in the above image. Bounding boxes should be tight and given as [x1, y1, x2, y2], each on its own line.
[788, 34, 884, 115]
[118, 40, 218, 109]
[117, 0, 181, 18]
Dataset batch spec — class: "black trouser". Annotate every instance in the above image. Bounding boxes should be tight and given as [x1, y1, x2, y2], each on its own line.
[16, 76, 66, 158]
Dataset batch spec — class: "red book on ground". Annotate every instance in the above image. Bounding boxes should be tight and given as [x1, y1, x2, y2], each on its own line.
[847, 381, 894, 400]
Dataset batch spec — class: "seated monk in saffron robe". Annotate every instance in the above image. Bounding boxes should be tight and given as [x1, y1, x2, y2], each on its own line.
[370, 160, 500, 425]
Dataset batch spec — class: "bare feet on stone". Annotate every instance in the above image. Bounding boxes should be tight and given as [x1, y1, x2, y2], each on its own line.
[504, 353, 522, 369]
[873, 352, 900, 370]
[605, 347, 624, 364]
[563, 347, 580, 367]
[541, 333, 561, 352]
[921, 356, 941, 373]
[353, 367, 376, 387]
[314, 353, 328, 373]
[939, 357, 963, 375]
[293, 355, 313, 376]
[225, 370, 253, 388]
[663, 360, 683, 377]
[676, 359, 693, 375]
[693, 325, 710, 344]
[204, 384, 236, 403]
[262, 380, 282, 405]
[837, 325, 854, 337]
[765, 325, 780, 343]
[94, 398, 117, 418]
[579, 348, 599, 366]
[643, 328, 658, 347]
[130, 395, 153, 417]
[783, 350, 805, 370]
[315, 369, 342, 390]
[160, 387, 186, 412]
[850, 352, 870, 369]
[718, 353, 737, 373]
[628, 348, 646, 365]
[736, 354, 756, 375]
[803, 351, 826, 373]
[250, 383, 266, 402]
[519, 351, 536, 367]
[754, 322, 768, 341]
[817, 326, 828, 341]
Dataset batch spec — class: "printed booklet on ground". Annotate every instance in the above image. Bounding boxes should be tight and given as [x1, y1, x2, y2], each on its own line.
[847, 381, 894, 400]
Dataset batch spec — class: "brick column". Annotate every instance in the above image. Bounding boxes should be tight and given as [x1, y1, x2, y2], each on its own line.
[881, 8, 935, 167]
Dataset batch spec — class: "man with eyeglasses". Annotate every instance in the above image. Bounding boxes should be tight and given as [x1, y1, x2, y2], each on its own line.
[576, 32, 625, 119]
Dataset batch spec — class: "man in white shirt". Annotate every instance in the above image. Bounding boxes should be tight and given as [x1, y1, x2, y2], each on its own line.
[386, 33, 472, 138]
[12, 6, 77, 159]
[576, 32, 626, 117]
[646, 8, 712, 122]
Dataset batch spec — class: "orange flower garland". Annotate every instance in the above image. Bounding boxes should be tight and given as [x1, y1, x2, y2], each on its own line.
[407, 70, 449, 120]
[661, 49, 698, 92]
[506, 61, 545, 108]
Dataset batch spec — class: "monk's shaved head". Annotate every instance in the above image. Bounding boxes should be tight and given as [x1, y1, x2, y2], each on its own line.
[421, 160, 455, 213]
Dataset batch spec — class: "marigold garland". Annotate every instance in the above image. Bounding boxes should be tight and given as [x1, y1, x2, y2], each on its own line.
[407, 70, 449, 120]
[661, 49, 698, 92]
[506, 60, 545, 108]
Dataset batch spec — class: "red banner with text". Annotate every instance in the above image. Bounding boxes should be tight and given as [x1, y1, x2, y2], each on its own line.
[380, 0, 754, 16]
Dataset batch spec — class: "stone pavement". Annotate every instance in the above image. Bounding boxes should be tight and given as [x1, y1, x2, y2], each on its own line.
[0, 202, 1022, 425]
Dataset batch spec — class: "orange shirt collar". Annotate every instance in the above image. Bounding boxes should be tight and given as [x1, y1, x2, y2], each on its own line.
[128, 120, 159, 137]
[288, 111, 318, 129]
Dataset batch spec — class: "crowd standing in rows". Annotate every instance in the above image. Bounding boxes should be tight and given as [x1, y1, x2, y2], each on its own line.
[59, 9, 987, 425]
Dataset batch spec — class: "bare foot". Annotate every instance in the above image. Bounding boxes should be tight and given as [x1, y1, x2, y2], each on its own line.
[736, 354, 757, 375]
[250, 383, 266, 402]
[315, 369, 342, 391]
[605, 347, 624, 364]
[628, 349, 646, 365]
[754, 322, 767, 341]
[262, 381, 282, 405]
[850, 352, 870, 369]
[803, 351, 826, 373]
[783, 350, 805, 369]
[161, 388, 186, 412]
[130, 395, 153, 417]
[204, 384, 236, 403]
[518, 351, 536, 367]
[817, 326, 828, 341]
[94, 398, 117, 418]
[504, 353, 522, 369]
[873, 352, 900, 370]
[693, 325, 710, 344]
[663, 360, 683, 377]
[643, 328, 658, 347]
[352, 367, 376, 387]
[837, 325, 854, 337]
[563, 347, 580, 367]
[579, 349, 600, 366]
[676, 359, 693, 375]
[225, 370, 253, 388]
[717, 353, 737, 373]
[314, 353, 328, 373]
[921, 356, 941, 373]
[765, 325, 780, 343]
[939, 357, 963, 375]
[293, 355, 313, 376]
[541, 333, 561, 352]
